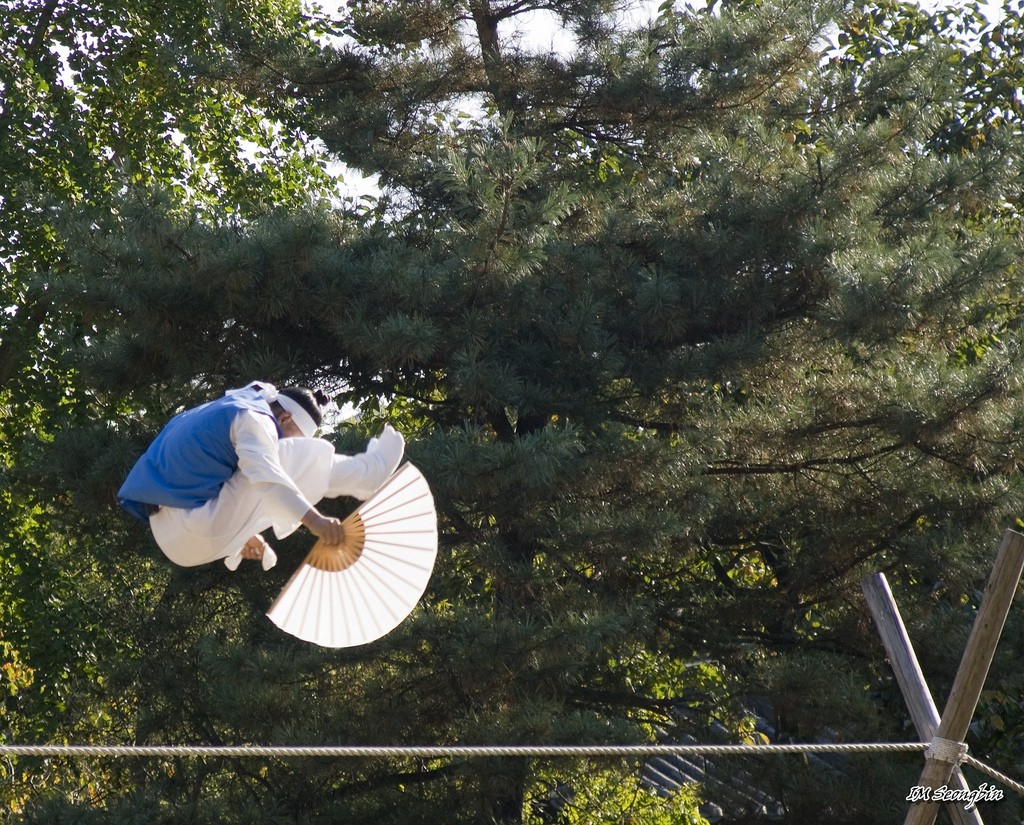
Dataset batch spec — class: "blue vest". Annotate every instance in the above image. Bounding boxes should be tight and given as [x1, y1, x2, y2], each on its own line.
[118, 391, 281, 522]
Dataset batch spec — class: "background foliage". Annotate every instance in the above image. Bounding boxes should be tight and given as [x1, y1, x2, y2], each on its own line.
[3, 0, 1024, 822]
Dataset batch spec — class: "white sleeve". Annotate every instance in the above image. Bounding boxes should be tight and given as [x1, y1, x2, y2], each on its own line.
[326, 425, 405, 500]
[231, 411, 313, 525]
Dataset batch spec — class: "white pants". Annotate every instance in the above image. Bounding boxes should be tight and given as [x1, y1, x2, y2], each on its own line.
[150, 438, 379, 567]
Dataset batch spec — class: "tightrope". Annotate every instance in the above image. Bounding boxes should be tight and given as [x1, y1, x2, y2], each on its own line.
[6, 742, 1022, 796]
[0, 742, 926, 759]
[964, 755, 1024, 798]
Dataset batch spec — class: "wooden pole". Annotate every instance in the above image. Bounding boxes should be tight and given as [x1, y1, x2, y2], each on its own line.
[862, 573, 984, 825]
[902, 529, 1024, 825]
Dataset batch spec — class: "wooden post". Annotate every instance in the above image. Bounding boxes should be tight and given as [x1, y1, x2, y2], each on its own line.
[902, 529, 1024, 825]
[862, 573, 984, 825]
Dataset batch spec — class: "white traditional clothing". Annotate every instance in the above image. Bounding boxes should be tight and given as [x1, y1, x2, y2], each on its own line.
[119, 383, 404, 568]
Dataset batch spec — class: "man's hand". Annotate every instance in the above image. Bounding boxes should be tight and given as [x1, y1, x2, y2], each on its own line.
[241, 534, 269, 560]
[225, 536, 278, 571]
[301, 508, 345, 545]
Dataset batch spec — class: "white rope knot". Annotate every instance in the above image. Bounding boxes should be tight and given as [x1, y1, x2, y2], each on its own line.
[925, 736, 969, 765]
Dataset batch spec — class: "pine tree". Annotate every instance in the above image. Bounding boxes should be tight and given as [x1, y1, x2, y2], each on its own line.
[11, 0, 1024, 822]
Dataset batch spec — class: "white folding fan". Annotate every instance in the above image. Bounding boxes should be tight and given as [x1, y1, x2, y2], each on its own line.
[267, 462, 438, 648]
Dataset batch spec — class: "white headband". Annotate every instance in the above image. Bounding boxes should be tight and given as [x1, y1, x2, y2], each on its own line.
[228, 381, 319, 438]
[274, 393, 319, 438]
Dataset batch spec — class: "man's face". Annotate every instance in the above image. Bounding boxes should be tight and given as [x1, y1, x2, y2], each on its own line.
[276, 412, 305, 438]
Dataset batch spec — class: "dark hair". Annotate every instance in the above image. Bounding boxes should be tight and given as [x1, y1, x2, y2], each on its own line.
[278, 386, 329, 428]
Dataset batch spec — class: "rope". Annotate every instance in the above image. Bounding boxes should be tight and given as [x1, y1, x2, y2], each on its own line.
[913, 736, 1024, 799]
[0, 742, 926, 759]
[6, 741, 1021, 797]
[964, 755, 1024, 798]
[925, 736, 969, 765]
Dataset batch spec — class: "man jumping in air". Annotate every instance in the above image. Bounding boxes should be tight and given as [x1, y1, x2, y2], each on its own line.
[118, 381, 404, 570]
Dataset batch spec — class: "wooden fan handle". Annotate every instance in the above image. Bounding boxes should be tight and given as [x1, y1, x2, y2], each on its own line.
[304, 511, 366, 572]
